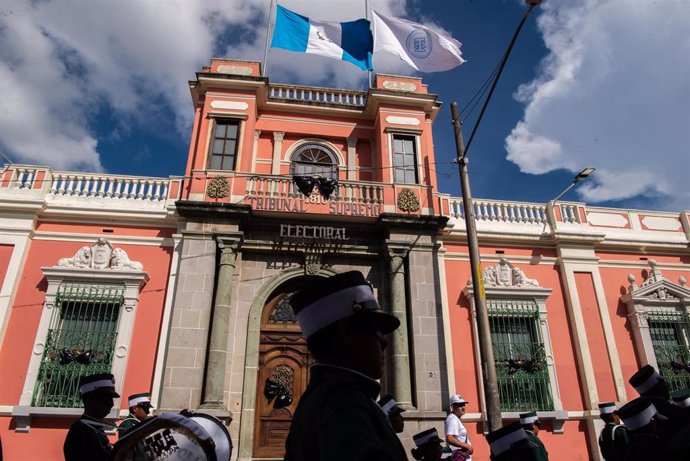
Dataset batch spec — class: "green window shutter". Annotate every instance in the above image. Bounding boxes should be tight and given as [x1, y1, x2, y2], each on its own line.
[648, 311, 690, 393]
[31, 284, 123, 408]
[488, 299, 554, 411]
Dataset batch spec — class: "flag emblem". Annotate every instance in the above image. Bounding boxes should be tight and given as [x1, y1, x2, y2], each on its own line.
[406, 29, 432, 59]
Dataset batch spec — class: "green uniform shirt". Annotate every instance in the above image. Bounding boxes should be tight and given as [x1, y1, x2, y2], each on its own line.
[599, 423, 629, 461]
[63, 415, 113, 461]
[526, 430, 549, 461]
[117, 414, 140, 438]
[284, 364, 407, 461]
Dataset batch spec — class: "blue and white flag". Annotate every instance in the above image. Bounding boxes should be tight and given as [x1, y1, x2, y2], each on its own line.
[271, 4, 373, 71]
[372, 10, 465, 72]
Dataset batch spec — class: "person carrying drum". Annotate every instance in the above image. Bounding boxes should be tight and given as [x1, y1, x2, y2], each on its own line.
[63, 373, 119, 461]
[117, 392, 153, 437]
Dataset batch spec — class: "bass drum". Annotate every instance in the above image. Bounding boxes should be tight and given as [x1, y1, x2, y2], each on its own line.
[112, 412, 217, 461]
[189, 413, 233, 461]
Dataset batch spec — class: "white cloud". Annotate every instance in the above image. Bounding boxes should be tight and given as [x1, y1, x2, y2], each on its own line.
[0, 0, 406, 172]
[505, 0, 690, 210]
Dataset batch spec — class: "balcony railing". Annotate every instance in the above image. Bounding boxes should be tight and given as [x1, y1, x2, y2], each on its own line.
[269, 83, 367, 108]
[48, 172, 169, 202]
[448, 198, 548, 224]
[245, 175, 383, 205]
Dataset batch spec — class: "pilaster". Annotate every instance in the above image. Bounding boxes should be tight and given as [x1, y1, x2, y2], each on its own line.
[271, 132, 285, 175]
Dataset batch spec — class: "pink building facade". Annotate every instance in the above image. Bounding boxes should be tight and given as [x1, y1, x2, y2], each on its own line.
[0, 59, 688, 460]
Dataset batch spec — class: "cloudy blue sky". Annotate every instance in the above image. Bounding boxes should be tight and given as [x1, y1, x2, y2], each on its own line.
[1, 0, 688, 211]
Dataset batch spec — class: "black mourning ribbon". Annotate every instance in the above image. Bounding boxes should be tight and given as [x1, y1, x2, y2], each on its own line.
[264, 378, 293, 409]
[293, 176, 339, 199]
[507, 358, 541, 375]
[670, 360, 690, 375]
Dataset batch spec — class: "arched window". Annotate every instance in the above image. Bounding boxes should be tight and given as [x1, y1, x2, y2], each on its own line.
[289, 144, 339, 180]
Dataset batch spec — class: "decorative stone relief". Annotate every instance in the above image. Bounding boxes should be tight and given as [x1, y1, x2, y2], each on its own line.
[216, 64, 253, 75]
[482, 257, 539, 288]
[58, 238, 143, 271]
[397, 188, 420, 213]
[206, 176, 230, 199]
[210, 100, 249, 111]
[269, 295, 297, 323]
[382, 80, 417, 92]
[385, 116, 420, 126]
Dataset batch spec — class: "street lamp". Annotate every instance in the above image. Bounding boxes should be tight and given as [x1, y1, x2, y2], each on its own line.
[551, 167, 596, 202]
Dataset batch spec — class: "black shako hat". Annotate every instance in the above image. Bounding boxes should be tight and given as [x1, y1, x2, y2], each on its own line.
[289, 271, 400, 339]
[486, 422, 530, 457]
[629, 365, 663, 395]
[617, 397, 657, 430]
[79, 373, 120, 397]
[412, 428, 444, 448]
[378, 394, 406, 416]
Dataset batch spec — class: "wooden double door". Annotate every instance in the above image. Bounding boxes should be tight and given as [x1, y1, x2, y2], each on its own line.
[252, 278, 315, 459]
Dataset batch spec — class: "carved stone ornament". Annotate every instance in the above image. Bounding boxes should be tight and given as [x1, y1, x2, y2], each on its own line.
[397, 188, 420, 213]
[627, 260, 687, 301]
[482, 257, 540, 288]
[57, 238, 143, 271]
[206, 176, 230, 199]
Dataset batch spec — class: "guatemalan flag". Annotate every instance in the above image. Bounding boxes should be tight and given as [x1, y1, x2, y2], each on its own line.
[271, 4, 373, 71]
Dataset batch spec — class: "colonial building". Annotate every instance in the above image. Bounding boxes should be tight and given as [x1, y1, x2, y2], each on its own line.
[0, 59, 688, 460]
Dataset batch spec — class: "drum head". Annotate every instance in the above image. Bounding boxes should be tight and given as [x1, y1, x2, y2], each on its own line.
[113, 413, 217, 461]
[189, 413, 233, 461]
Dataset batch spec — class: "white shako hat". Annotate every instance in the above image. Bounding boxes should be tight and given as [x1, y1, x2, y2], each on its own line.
[79, 373, 120, 397]
[519, 411, 539, 425]
[671, 389, 690, 408]
[598, 402, 617, 415]
[629, 365, 663, 395]
[289, 271, 399, 340]
[617, 397, 657, 430]
[486, 422, 529, 457]
[128, 392, 152, 407]
[413, 428, 444, 448]
[378, 394, 405, 416]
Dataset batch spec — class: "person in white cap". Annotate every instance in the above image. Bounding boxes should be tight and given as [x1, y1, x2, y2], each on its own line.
[486, 421, 540, 461]
[117, 392, 153, 437]
[378, 394, 406, 433]
[616, 397, 666, 460]
[519, 411, 548, 461]
[628, 365, 690, 436]
[597, 402, 629, 461]
[411, 428, 444, 461]
[284, 271, 406, 461]
[63, 373, 120, 461]
[444, 394, 472, 460]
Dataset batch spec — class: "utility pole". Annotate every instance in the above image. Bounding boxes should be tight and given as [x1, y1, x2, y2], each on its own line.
[450, 0, 542, 432]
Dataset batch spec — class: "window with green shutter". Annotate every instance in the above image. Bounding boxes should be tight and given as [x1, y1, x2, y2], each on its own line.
[489, 299, 554, 411]
[648, 311, 690, 393]
[31, 284, 123, 408]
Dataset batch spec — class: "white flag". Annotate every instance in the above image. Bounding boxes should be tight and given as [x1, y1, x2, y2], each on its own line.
[372, 10, 465, 72]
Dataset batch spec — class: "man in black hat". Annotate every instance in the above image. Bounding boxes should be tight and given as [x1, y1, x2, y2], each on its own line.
[63, 372, 120, 461]
[486, 422, 540, 461]
[284, 270, 406, 461]
[519, 412, 548, 461]
[616, 397, 666, 460]
[378, 394, 406, 434]
[628, 365, 690, 436]
[117, 392, 153, 437]
[597, 402, 629, 461]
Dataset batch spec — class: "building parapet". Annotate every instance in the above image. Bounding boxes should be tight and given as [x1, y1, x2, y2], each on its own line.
[269, 83, 367, 108]
[0, 164, 182, 218]
[441, 195, 690, 247]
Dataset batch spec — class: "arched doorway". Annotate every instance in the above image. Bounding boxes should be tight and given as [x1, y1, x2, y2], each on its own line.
[252, 276, 317, 458]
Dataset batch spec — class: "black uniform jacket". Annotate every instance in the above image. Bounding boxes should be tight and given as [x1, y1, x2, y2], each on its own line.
[284, 364, 407, 461]
[63, 415, 113, 461]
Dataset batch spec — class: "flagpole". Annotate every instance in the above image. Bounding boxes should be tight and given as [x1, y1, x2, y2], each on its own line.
[365, 0, 372, 88]
[262, 0, 275, 77]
